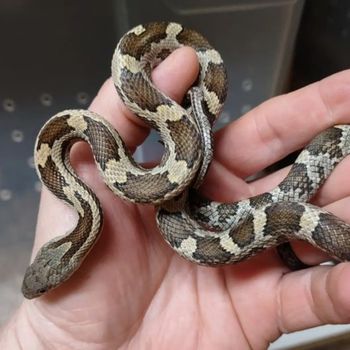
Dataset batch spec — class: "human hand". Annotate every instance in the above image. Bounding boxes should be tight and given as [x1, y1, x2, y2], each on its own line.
[1, 47, 350, 350]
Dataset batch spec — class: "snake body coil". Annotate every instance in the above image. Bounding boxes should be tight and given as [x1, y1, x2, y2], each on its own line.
[22, 22, 350, 299]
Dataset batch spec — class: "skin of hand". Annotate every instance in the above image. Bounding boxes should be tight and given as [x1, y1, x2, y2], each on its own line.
[1, 47, 350, 350]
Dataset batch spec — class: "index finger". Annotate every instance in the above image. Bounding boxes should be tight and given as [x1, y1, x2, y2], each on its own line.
[214, 69, 350, 179]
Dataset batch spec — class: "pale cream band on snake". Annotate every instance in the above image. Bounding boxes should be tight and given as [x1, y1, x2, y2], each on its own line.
[22, 22, 350, 299]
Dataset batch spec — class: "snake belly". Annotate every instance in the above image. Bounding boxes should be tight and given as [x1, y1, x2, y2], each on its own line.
[22, 22, 350, 300]
[21, 22, 227, 299]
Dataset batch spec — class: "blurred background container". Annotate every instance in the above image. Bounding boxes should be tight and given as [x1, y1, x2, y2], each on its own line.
[0, 1, 350, 348]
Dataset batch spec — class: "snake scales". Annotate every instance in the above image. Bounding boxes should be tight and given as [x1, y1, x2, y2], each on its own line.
[22, 22, 350, 299]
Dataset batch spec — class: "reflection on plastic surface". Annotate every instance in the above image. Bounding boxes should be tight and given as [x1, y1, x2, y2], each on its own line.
[164, 0, 297, 15]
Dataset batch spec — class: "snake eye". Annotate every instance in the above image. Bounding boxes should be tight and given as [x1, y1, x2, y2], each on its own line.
[38, 288, 47, 294]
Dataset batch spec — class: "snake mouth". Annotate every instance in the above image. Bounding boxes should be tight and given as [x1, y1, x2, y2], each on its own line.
[22, 285, 48, 299]
[21, 265, 50, 299]
[21, 280, 35, 300]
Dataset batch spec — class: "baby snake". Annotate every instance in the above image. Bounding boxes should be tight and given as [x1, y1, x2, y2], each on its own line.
[22, 22, 350, 299]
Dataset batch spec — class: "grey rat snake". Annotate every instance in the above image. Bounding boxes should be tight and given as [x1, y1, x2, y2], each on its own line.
[22, 22, 350, 299]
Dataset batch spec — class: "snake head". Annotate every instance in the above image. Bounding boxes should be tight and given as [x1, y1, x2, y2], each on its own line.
[21, 242, 73, 299]
[21, 263, 53, 299]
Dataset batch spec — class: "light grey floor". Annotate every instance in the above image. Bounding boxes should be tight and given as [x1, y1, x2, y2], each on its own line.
[0, 192, 38, 324]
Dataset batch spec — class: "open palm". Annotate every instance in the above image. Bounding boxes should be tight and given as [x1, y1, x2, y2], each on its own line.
[2, 48, 350, 350]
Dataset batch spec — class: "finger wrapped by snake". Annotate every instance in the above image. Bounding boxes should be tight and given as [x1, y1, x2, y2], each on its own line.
[22, 22, 350, 299]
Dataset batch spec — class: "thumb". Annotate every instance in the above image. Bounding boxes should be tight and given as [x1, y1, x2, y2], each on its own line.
[89, 46, 200, 151]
